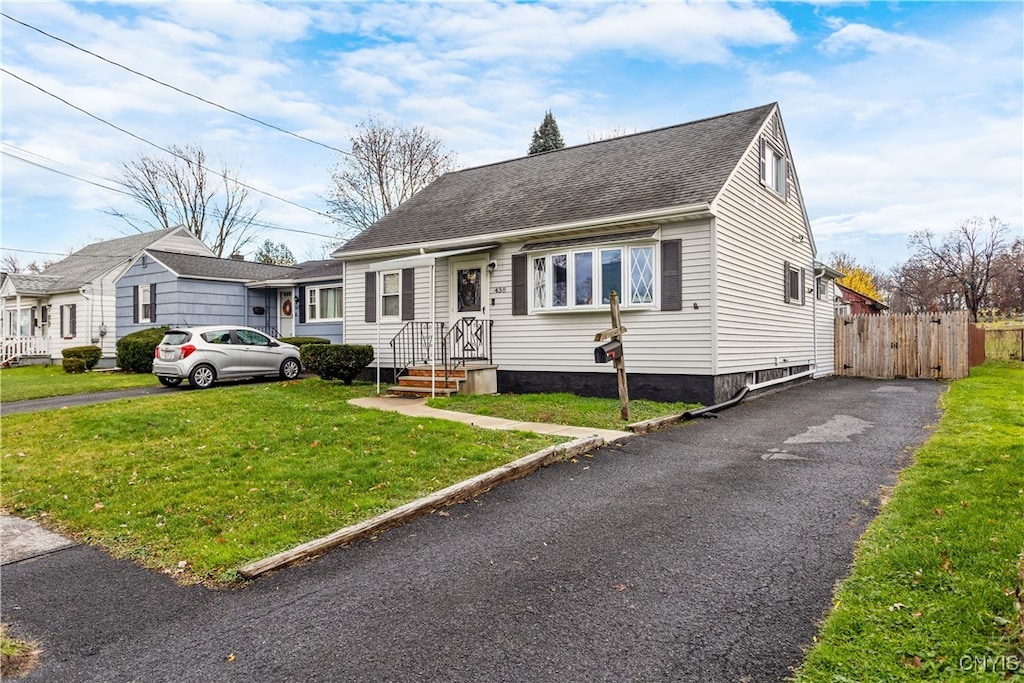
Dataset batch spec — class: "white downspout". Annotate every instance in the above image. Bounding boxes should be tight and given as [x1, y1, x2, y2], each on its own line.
[375, 271, 381, 396]
[430, 263, 436, 399]
[80, 286, 94, 345]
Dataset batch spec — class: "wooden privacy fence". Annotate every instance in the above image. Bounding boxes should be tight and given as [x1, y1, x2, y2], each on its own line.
[835, 310, 973, 380]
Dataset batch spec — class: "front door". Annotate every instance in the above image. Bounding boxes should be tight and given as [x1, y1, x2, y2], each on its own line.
[450, 256, 489, 361]
[278, 290, 295, 338]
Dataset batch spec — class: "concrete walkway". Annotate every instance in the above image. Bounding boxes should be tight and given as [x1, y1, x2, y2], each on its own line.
[348, 395, 633, 443]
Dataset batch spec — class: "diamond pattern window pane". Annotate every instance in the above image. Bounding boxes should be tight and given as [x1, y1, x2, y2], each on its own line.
[533, 257, 547, 308]
[630, 246, 654, 304]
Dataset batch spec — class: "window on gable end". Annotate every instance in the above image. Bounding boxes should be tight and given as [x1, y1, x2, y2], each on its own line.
[761, 137, 787, 198]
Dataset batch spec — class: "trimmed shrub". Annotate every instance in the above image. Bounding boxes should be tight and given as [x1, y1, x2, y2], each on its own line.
[62, 357, 86, 374]
[278, 337, 330, 348]
[116, 327, 169, 374]
[300, 344, 374, 384]
[62, 345, 102, 370]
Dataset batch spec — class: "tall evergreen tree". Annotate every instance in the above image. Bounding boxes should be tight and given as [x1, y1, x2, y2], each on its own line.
[528, 110, 565, 155]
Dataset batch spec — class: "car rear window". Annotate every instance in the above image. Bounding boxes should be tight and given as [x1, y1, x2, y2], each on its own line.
[160, 331, 191, 345]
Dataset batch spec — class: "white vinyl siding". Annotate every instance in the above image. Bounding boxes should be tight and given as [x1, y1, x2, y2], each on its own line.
[712, 110, 817, 375]
[814, 275, 836, 377]
[493, 223, 713, 375]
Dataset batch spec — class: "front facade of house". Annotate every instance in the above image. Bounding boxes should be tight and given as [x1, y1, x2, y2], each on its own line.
[116, 253, 345, 343]
[1, 228, 212, 366]
[335, 104, 838, 405]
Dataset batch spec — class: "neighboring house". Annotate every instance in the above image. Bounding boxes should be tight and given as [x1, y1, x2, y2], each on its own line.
[116, 253, 345, 343]
[333, 103, 840, 405]
[835, 283, 888, 316]
[1, 227, 213, 366]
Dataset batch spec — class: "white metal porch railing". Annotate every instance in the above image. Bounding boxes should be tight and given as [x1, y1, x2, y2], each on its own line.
[1, 336, 51, 366]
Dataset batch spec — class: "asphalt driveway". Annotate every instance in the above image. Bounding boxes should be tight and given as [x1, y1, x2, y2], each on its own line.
[1, 376, 945, 682]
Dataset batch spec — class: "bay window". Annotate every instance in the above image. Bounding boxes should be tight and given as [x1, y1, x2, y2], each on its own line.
[528, 241, 658, 311]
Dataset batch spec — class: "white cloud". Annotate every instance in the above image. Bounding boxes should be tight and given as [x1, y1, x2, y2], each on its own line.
[819, 22, 940, 56]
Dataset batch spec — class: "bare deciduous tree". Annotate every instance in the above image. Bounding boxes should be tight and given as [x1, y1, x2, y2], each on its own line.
[586, 126, 638, 142]
[324, 116, 457, 238]
[107, 144, 262, 257]
[989, 236, 1024, 315]
[905, 216, 1010, 321]
[1, 254, 48, 274]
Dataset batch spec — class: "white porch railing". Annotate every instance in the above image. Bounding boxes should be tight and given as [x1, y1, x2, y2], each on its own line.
[1, 336, 51, 366]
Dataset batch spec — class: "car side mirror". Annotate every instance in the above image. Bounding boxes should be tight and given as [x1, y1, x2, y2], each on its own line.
[269, 341, 279, 347]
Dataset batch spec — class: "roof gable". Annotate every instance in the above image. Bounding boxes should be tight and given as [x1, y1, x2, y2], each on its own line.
[337, 103, 776, 256]
[4, 227, 209, 294]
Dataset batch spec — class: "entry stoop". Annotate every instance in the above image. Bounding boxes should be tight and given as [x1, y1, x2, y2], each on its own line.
[388, 365, 497, 398]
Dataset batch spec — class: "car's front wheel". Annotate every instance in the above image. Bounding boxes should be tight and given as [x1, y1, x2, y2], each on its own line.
[189, 364, 216, 389]
[158, 376, 183, 387]
[280, 357, 301, 380]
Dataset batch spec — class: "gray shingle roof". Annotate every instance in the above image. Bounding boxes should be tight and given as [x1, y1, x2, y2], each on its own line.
[291, 260, 344, 281]
[148, 250, 299, 281]
[337, 103, 775, 255]
[5, 228, 182, 293]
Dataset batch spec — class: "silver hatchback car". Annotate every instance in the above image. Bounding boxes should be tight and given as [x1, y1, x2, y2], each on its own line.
[152, 325, 301, 389]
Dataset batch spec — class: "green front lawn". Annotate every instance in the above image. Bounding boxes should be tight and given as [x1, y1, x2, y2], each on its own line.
[0, 365, 159, 403]
[1, 380, 564, 583]
[426, 392, 697, 430]
[795, 361, 1024, 681]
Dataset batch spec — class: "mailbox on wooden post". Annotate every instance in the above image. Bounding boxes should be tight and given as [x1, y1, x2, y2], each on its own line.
[594, 340, 622, 364]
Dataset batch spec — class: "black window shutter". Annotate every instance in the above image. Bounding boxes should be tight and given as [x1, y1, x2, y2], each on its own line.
[40, 305, 48, 324]
[133, 286, 140, 324]
[783, 158, 791, 201]
[511, 254, 527, 316]
[150, 283, 157, 322]
[660, 240, 682, 311]
[297, 286, 306, 323]
[364, 272, 376, 323]
[69, 304, 77, 338]
[401, 268, 415, 321]
[759, 136, 767, 185]
[800, 268, 806, 305]
[783, 261, 792, 303]
[60, 305, 65, 337]
[30, 307, 37, 335]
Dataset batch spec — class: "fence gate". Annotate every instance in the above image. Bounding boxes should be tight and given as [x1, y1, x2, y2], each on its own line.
[835, 310, 971, 380]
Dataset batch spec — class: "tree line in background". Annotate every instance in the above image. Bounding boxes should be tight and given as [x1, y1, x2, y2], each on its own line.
[832, 216, 1023, 322]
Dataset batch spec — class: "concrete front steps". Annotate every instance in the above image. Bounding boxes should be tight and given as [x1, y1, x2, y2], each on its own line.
[387, 364, 497, 398]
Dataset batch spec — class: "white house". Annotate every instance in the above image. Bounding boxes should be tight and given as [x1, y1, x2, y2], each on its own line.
[333, 103, 838, 405]
[1, 227, 213, 366]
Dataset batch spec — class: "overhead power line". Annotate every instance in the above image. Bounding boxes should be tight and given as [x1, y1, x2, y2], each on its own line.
[2, 145, 133, 197]
[2, 67, 338, 223]
[0, 9, 409, 180]
[1, 11, 353, 159]
[2, 144, 341, 242]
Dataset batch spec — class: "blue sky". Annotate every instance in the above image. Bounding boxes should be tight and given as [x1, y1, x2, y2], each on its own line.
[2, 1, 1021, 270]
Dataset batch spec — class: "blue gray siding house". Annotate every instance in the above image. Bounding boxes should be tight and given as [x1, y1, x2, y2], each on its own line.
[116, 251, 345, 343]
